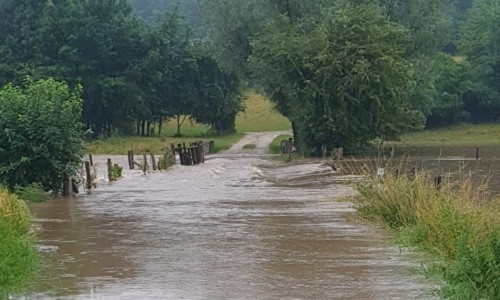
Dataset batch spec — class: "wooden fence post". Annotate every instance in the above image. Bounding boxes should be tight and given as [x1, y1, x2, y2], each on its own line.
[198, 141, 205, 163]
[127, 151, 132, 170]
[476, 147, 480, 160]
[142, 153, 148, 174]
[85, 161, 92, 190]
[177, 143, 184, 165]
[89, 154, 94, 167]
[62, 176, 71, 197]
[150, 153, 157, 171]
[107, 159, 113, 182]
[130, 150, 135, 169]
[434, 176, 442, 190]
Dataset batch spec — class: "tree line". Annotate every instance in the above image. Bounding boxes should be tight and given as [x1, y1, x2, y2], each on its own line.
[1, 0, 500, 191]
[200, 0, 500, 154]
[0, 0, 242, 138]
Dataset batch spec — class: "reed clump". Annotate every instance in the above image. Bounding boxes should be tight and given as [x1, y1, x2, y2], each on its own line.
[0, 189, 37, 295]
[353, 166, 500, 299]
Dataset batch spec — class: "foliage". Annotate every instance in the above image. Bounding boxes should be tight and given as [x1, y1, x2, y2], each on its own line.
[0, 78, 84, 193]
[0, 1, 242, 139]
[426, 54, 472, 127]
[250, 2, 419, 155]
[459, 0, 500, 120]
[128, 0, 204, 37]
[0, 189, 37, 295]
[353, 168, 500, 299]
[14, 183, 49, 203]
[111, 164, 123, 180]
[379, 0, 453, 57]
[188, 55, 243, 134]
[158, 151, 176, 170]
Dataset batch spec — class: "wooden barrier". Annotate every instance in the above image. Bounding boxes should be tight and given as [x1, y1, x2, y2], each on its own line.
[171, 140, 207, 166]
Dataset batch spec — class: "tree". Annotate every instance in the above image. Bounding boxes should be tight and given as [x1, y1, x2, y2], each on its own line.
[426, 54, 472, 127]
[250, 2, 420, 154]
[380, 0, 453, 57]
[136, 12, 198, 136]
[0, 78, 83, 192]
[189, 54, 243, 134]
[459, 0, 500, 120]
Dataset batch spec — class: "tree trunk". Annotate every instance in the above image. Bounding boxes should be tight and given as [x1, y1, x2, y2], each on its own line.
[146, 121, 151, 137]
[158, 117, 163, 135]
[141, 120, 146, 136]
[176, 115, 181, 137]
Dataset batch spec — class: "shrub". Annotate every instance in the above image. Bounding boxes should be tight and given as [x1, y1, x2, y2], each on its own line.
[0, 78, 84, 193]
[111, 164, 123, 180]
[158, 151, 176, 170]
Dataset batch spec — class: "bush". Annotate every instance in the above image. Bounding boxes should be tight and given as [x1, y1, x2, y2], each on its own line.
[111, 164, 123, 180]
[0, 78, 84, 193]
[0, 189, 37, 294]
[353, 168, 500, 299]
[158, 151, 176, 170]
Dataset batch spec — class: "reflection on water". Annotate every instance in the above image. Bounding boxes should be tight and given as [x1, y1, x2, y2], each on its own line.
[26, 151, 439, 299]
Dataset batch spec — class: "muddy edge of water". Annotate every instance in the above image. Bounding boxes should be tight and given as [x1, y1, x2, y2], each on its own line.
[27, 133, 440, 299]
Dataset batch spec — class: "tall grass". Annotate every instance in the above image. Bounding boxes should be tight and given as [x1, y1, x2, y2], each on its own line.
[0, 189, 37, 296]
[353, 165, 500, 299]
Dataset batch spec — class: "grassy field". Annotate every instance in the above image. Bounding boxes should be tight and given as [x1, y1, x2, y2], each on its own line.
[86, 92, 291, 155]
[391, 123, 500, 147]
[235, 92, 291, 132]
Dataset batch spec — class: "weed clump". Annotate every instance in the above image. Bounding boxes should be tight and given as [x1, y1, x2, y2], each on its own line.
[353, 168, 500, 299]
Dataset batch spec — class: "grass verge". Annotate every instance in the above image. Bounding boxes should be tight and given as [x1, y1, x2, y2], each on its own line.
[352, 166, 500, 299]
[0, 189, 37, 296]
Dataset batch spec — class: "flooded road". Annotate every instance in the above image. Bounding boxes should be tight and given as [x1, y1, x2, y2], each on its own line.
[27, 133, 433, 299]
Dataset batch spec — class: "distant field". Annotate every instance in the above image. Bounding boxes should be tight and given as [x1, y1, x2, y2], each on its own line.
[235, 92, 291, 132]
[86, 92, 290, 155]
[391, 123, 500, 147]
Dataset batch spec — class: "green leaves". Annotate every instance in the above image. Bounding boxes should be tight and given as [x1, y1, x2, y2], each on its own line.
[460, 0, 500, 110]
[250, 2, 417, 154]
[0, 78, 83, 192]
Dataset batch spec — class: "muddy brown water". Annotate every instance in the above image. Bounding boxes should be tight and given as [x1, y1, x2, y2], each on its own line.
[24, 134, 472, 299]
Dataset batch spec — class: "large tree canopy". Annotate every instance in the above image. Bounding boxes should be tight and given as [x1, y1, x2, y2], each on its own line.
[250, 2, 420, 154]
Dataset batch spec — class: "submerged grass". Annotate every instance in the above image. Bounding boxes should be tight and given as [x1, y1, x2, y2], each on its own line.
[352, 163, 500, 299]
[0, 189, 37, 296]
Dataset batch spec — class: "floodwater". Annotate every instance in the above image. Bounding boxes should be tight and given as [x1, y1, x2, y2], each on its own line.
[26, 133, 437, 299]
